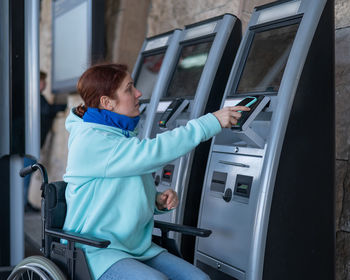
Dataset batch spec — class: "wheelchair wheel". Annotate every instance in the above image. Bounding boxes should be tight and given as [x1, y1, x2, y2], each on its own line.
[7, 255, 66, 280]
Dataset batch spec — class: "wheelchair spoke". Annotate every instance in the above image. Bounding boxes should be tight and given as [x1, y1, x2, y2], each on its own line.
[26, 269, 35, 280]
[9, 256, 66, 280]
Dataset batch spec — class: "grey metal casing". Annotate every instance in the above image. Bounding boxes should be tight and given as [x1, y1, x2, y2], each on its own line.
[195, 1, 334, 279]
[132, 29, 182, 140]
[148, 14, 241, 261]
[25, 0, 40, 159]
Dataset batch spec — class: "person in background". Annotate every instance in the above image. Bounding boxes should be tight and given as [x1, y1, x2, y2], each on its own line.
[63, 63, 249, 280]
[23, 71, 66, 212]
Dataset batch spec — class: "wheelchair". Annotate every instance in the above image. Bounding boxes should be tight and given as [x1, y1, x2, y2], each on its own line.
[8, 163, 211, 280]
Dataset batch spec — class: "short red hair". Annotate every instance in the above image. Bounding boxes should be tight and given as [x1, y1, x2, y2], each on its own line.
[75, 63, 128, 117]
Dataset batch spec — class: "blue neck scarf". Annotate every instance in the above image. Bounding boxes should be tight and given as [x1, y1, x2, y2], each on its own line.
[82, 107, 140, 137]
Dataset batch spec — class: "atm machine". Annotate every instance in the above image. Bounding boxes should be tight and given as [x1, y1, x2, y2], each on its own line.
[132, 29, 182, 139]
[195, 0, 334, 279]
[145, 14, 242, 261]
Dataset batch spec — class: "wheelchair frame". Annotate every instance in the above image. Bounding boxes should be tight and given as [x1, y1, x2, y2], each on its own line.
[8, 163, 211, 280]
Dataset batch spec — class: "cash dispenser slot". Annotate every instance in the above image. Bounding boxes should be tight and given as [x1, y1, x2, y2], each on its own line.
[159, 98, 190, 128]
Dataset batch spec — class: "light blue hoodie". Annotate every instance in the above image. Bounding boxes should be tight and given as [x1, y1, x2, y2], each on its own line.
[63, 109, 222, 279]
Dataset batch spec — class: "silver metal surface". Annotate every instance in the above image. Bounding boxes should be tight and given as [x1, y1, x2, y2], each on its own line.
[10, 155, 24, 265]
[184, 21, 218, 40]
[236, 127, 265, 149]
[145, 15, 241, 254]
[163, 99, 190, 128]
[194, 1, 329, 279]
[247, 1, 327, 279]
[131, 40, 147, 80]
[133, 31, 182, 140]
[257, 0, 301, 24]
[145, 35, 170, 51]
[150, 15, 240, 252]
[196, 252, 245, 280]
[241, 96, 270, 131]
[191, 15, 236, 118]
[197, 151, 264, 272]
[140, 30, 183, 139]
[25, 0, 40, 159]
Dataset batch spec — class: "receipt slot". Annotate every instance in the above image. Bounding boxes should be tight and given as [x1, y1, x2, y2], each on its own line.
[145, 14, 242, 262]
[195, 1, 334, 280]
[132, 29, 182, 139]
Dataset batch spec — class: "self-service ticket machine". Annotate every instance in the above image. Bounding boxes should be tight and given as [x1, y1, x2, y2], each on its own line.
[145, 14, 242, 261]
[132, 29, 182, 139]
[195, 1, 334, 279]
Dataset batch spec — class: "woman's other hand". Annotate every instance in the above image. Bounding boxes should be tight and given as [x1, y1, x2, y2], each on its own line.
[156, 189, 179, 210]
[213, 106, 251, 128]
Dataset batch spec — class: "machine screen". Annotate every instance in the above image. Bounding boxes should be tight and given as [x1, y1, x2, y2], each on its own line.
[235, 23, 299, 95]
[135, 52, 165, 100]
[165, 41, 212, 98]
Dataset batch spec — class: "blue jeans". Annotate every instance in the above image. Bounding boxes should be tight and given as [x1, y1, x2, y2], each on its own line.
[98, 251, 210, 280]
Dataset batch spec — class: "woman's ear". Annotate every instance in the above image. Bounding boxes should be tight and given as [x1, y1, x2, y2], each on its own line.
[100, 96, 113, 110]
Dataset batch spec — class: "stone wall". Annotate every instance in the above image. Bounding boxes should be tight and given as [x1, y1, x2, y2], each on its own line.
[147, 0, 242, 36]
[147, 0, 273, 36]
[38, 0, 349, 278]
[335, 0, 350, 279]
[104, 0, 150, 69]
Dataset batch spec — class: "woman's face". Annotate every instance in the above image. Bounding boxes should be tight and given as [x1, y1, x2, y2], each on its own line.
[109, 72, 142, 117]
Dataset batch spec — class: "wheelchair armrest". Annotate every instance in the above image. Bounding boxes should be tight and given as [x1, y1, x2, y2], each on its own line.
[154, 221, 211, 238]
[45, 228, 110, 248]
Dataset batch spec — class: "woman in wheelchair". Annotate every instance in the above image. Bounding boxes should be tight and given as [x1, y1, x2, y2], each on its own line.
[54, 63, 248, 280]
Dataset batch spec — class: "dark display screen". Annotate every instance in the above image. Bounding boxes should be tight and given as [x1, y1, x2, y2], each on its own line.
[135, 52, 165, 100]
[235, 23, 299, 95]
[165, 41, 213, 98]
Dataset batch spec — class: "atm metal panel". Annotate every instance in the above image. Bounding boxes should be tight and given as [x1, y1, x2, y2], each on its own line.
[197, 152, 263, 273]
[194, 0, 333, 279]
[133, 29, 182, 140]
[149, 14, 242, 263]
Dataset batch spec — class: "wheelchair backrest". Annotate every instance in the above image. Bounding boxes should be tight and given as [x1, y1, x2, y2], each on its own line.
[45, 181, 68, 230]
[43, 181, 93, 279]
[44, 181, 68, 257]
